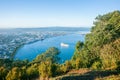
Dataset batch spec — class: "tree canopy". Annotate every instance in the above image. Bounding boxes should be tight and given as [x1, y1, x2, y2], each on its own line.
[0, 10, 120, 80]
[72, 10, 120, 69]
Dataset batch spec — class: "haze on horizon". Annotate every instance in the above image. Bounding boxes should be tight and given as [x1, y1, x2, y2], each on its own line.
[0, 0, 120, 28]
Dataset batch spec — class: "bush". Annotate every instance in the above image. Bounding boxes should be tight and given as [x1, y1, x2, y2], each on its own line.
[0, 67, 8, 80]
[100, 38, 120, 70]
[61, 60, 72, 73]
[91, 61, 102, 70]
[6, 67, 22, 80]
[26, 64, 39, 79]
[39, 61, 58, 78]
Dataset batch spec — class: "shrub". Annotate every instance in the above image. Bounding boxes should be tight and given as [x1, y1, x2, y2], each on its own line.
[91, 61, 102, 70]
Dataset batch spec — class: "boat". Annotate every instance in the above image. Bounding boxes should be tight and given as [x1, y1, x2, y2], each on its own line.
[60, 42, 69, 47]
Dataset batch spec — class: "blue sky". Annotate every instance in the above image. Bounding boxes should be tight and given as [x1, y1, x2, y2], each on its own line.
[0, 0, 120, 28]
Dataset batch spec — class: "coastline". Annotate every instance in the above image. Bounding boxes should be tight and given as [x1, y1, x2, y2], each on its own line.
[12, 33, 68, 61]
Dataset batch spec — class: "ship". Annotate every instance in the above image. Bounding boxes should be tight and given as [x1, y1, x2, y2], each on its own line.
[60, 42, 69, 47]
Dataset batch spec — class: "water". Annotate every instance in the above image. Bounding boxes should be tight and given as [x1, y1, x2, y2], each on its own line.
[15, 33, 87, 63]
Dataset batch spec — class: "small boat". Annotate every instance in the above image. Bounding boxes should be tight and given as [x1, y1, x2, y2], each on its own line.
[60, 42, 69, 47]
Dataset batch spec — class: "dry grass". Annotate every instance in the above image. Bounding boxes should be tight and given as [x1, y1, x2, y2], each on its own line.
[52, 69, 120, 80]
[68, 68, 91, 74]
[95, 74, 120, 80]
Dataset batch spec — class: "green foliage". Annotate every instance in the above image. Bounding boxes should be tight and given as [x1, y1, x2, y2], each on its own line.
[72, 10, 120, 70]
[75, 41, 84, 52]
[0, 47, 61, 79]
[12, 59, 29, 67]
[61, 60, 72, 73]
[39, 61, 58, 78]
[72, 42, 90, 68]
[85, 11, 120, 63]
[75, 58, 81, 69]
[0, 67, 8, 80]
[100, 38, 120, 70]
[0, 59, 12, 68]
[33, 47, 60, 63]
[26, 64, 39, 79]
[72, 41, 84, 60]
[6, 67, 22, 80]
[72, 41, 89, 68]
[116, 61, 120, 71]
[33, 47, 61, 78]
[75, 58, 85, 69]
[1, 11, 120, 79]
[91, 61, 102, 70]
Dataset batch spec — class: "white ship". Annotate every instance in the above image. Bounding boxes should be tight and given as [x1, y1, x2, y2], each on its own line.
[60, 42, 69, 47]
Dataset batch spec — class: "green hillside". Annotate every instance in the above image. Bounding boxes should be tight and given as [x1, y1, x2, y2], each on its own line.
[0, 10, 120, 80]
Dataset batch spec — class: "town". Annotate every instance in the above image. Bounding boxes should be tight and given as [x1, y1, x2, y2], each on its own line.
[0, 29, 67, 59]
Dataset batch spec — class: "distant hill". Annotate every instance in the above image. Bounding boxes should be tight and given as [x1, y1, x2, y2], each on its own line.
[0, 27, 91, 32]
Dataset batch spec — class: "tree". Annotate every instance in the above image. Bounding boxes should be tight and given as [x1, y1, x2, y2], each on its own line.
[12, 59, 29, 67]
[26, 64, 39, 79]
[100, 38, 120, 70]
[61, 60, 72, 73]
[72, 41, 83, 60]
[6, 67, 22, 80]
[72, 10, 120, 69]
[39, 61, 58, 78]
[0, 67, 8, 80]
[33, 47, 60, 63]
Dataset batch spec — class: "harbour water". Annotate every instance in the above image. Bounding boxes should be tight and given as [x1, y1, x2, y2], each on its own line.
[15, 32, 88, 63]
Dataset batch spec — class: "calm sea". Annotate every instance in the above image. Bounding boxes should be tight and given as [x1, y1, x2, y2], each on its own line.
[15, 31, 90, 63]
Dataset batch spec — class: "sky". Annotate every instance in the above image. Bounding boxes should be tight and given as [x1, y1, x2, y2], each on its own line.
[0, 0, 120, 28]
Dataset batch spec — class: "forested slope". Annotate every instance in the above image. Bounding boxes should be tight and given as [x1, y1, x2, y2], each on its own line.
[0, 10, 120, 80]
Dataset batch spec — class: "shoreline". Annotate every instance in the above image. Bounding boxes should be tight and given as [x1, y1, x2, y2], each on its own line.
[12, 34, 68, 61]
[12, 31, 88, 61]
